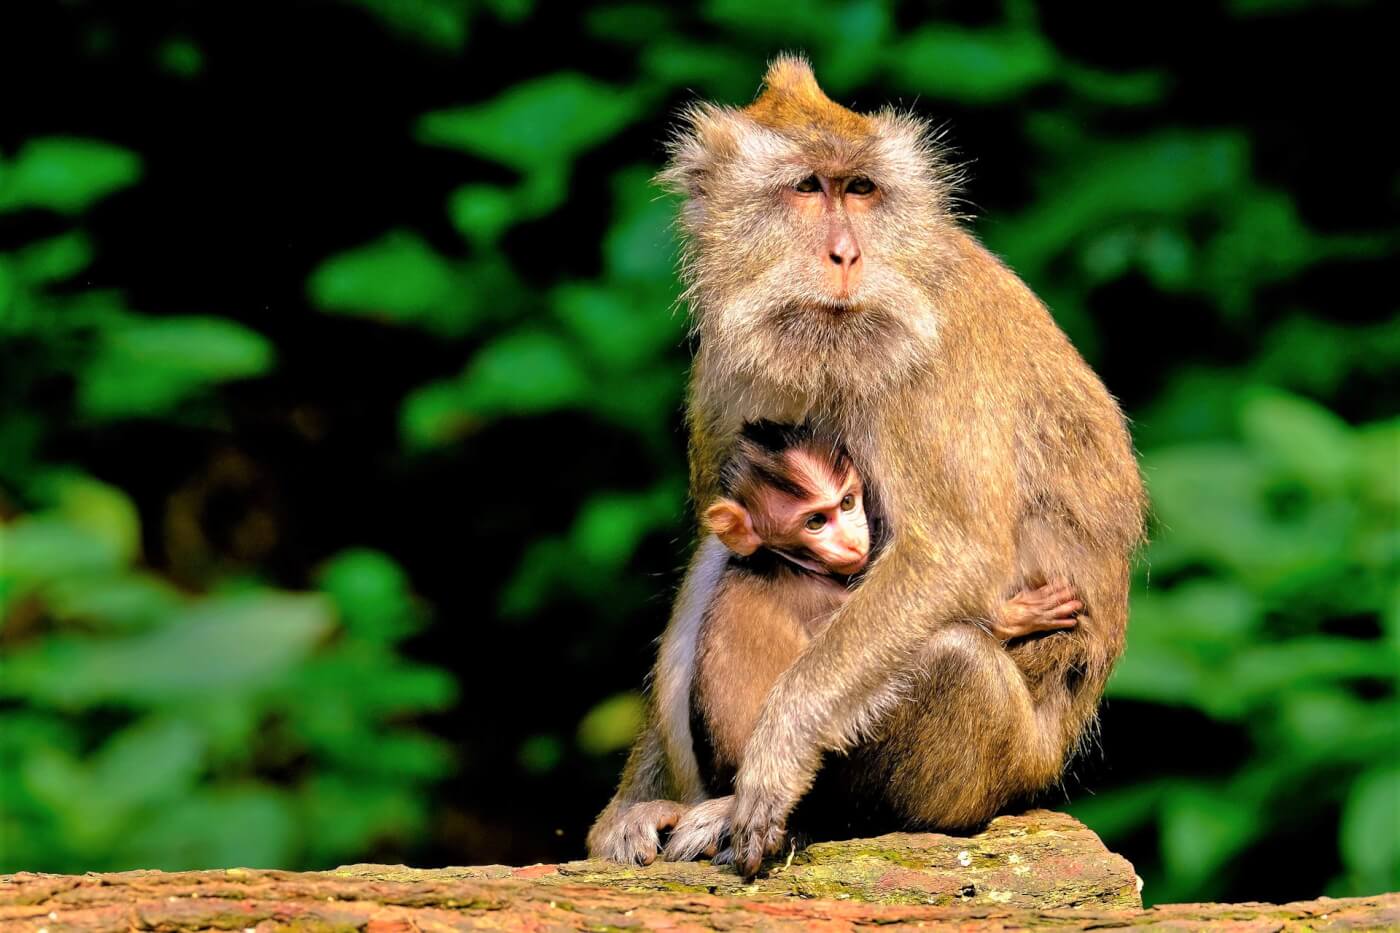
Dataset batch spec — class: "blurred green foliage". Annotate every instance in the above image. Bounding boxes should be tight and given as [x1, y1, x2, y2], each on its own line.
[1, 0, 1394, 905]
[0, 144, 456, 870]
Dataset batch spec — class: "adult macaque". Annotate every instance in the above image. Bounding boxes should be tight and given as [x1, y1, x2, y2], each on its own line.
[693, 420, 1082, 802]
[588, 56, 1145, 876]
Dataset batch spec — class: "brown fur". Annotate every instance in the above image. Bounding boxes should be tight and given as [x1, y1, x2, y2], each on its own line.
[588, 55, 1146, 874]
[692, 562, 844, 791]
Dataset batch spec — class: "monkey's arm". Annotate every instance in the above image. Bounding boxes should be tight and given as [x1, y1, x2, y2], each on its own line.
[588, 536, 731, 863]
[726, 530, 1007, 872]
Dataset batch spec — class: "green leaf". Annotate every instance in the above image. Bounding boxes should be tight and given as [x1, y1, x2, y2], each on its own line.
[552, 282, 680, 370]
[460, 330, 589, 410]
[572, 486, 675, 570]
[317, 549, 420, 643]
[80, 315, 274, 418]
[448, 184, 516, 245]
[15, 231, 93, 284]
[1339, 766, 1400, 893]
[127, 786, 297, 870]
[603, 165, 678, 284]
[1, 517, 125, 594]
[889, 27, 1057, 101]
[300, 775, 424, 866]
[416, 73, 643, 173]
[988, 132, 1248, 275]
[93, 717, 206, 811]
[0, 138, 141, 214]
[45, 574, 183, 630]
[1228, 638, 1399, 712]
[308, 230, 479, 336]
[577, 691, 645, 756]
[1160, 784, 1264, 889]
[342, 0, 470, 50]
[47, 474, 142, 565]
[1, 593, 332, 707]
[1240, 389, 1357, 493]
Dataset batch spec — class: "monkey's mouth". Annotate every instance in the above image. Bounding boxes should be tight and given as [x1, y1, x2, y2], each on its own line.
[799, 297, 860, 315]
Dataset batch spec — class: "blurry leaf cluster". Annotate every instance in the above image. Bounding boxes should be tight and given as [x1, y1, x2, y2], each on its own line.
[1, 0, 1393, 902]
[0, 147, 455, 870]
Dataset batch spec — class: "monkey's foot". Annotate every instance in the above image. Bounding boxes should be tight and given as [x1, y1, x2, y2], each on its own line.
[663, 795, 735, 862]
[587, 800, 690, 866]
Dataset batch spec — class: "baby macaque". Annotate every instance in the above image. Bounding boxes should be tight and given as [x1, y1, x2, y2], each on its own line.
[691, 421, 1082, 795]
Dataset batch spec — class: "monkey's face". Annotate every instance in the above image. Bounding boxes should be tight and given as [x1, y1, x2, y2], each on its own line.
[659, 82, 959, 401]
[755, 454, 870, 576]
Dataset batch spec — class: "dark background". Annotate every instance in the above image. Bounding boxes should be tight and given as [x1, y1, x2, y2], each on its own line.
[1, 0, 1395, 906]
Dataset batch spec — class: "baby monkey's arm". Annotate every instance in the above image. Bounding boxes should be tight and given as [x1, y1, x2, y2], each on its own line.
[989, 582, 1082, 641]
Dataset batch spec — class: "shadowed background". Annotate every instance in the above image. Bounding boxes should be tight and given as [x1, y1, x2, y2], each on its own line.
[0, 0, 1394, 906]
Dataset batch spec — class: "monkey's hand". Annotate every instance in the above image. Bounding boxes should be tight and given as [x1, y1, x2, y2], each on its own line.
[728, 781, 790, 878]
[662, 795, 735, 861]
[989, 581, 1081, 642]
[586, 799, 690, 865]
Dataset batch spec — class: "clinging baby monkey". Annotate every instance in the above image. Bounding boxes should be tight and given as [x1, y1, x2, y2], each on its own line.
[692, 421, 1084, 803]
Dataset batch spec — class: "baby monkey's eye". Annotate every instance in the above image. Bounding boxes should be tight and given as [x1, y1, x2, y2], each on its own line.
[846, 177, 876, 196]
[805, 513, 827, 531]
[840, 494, 856, 511]
[794, 175, 821, 194]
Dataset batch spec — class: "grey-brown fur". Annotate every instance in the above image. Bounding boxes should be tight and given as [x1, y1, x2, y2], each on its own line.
[587, 55, 1146, 875]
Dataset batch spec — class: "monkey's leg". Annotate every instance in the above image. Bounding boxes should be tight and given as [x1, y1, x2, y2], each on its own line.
[684, 625, 1069, 868]
[862, 624, 1065, 830]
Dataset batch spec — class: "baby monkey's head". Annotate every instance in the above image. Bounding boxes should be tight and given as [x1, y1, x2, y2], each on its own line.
[704, 420, 870, 577]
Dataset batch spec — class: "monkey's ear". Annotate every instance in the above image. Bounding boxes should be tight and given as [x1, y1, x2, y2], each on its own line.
[656, 104, 740, 201]
[704, 500, 761, 556]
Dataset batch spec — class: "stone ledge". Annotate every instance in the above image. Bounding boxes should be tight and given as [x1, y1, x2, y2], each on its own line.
[4, 810, 1396, 931]
[337, 809, 1141, 910]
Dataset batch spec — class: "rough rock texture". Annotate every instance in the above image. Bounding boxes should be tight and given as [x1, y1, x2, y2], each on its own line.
[4, 811, 1396, 931]
[338, 810, 1141, 910]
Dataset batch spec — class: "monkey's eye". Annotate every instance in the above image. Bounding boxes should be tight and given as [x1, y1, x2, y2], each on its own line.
[793, 175, 821, 194]
[805, 513, 827, 531]
[840, 494, 856, 511]
[846, 177, 876, 196]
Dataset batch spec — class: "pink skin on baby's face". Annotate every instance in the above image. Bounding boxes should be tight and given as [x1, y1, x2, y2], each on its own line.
[742, 451, 870, 576]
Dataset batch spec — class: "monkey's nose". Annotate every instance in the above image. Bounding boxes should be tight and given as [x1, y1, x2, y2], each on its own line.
[825, 228, 863, 295]
[827, 231, 861, 268]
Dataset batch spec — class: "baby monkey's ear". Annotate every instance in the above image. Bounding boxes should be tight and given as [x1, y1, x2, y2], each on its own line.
[704, 500, 762, 557]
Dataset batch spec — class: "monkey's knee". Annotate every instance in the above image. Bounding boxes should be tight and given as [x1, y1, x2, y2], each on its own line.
[864, 625, 1056, 828]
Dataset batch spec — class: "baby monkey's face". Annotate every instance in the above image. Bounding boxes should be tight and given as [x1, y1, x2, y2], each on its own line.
[753, 450, 870, 576]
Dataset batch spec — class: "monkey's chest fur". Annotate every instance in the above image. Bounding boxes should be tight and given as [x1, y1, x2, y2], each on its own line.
[690, 553, 850, 795]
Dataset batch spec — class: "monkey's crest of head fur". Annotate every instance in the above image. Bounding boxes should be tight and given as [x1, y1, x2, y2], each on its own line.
[744, 54, 873, 139]
[659, 54, 961, 405]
